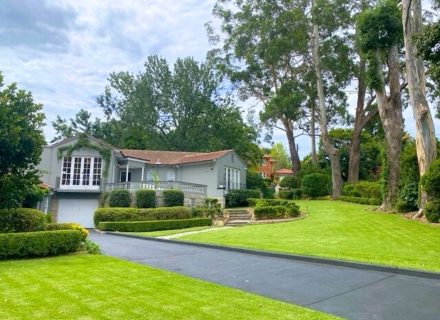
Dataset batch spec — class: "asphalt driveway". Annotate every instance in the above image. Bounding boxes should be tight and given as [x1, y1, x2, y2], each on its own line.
[89, 231, 440, 320]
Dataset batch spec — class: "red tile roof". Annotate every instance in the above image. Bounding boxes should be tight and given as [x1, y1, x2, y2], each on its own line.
[275, 168, 293, 175]
[120, 149, 233, 165]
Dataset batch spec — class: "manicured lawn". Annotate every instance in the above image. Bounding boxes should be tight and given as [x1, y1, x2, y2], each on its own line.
[181, 200, 440, 272]
[127, 226, 214, 237]
[0, 254, 338, 320]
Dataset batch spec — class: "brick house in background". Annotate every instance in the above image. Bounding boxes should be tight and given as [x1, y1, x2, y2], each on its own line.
[257, 154, 277, 179]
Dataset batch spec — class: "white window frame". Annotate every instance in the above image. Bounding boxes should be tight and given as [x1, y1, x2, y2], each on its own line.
[167, 171, 175, 182]
[225, 167, 240, 190]
[60, 156, 101, 190]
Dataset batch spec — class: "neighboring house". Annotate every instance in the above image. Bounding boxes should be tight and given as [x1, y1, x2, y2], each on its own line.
[37, 134, 247, 227]
[275, 168, 294, 182]
[257, 154, 277, 179]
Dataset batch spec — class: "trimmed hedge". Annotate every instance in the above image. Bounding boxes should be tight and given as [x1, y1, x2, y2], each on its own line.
[0, 230, 82, 259]
[45, 223, 88, 241]
[162, 190, 184, 207]
[279, 189, 302, 200]
[343, 181, 382, 199]
[338, 196, 382, 206]
[301, 173, 331, 198]
[247, 198, 297, 207]
[424, 201, 440, 223]
[254, 204, 300, 220]
[108, 190, 131, 207]
[94, 206, 191, 226]
[225, 189, 260, 208]
[0, 208, 45, 233]
[98, 218, 212, 232]
[135, 190, 156, 208]
[279, 175, 300, 189]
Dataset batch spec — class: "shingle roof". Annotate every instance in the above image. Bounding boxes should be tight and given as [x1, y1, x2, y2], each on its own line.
[275, 168, 293, 175]
[120, 149, 233, 165]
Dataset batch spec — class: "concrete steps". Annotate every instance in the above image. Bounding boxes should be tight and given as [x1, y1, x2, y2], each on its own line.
[225, 209, 252, 226]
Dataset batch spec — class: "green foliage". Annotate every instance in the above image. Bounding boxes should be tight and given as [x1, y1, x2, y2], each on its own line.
[0, 73, 45, 208]
[279, 189, 302, 200]
[162, 190, 184, 207]
[225, 189, 260, 208]
[94, 206, 192, 226]
[270, 143, 291, 170]
[248, 198, 298, 208]
[342, 181, 382, 199]
[421, 159, 440, 199]
[0, 230, 82, 259]
[82, 239, 101, 254]
[192, 198, 222, 219]
[254, 204, 299, 220]
[45, 223, 89, 241]
[279, 176, 301, 189]
[135, 190, 156, 208]
[424, 201, 440, 223]
[0, 208, 45, 233]
[99, 218, 212, 232]
[301, 173, 331, 198]
[108, 190, 131, 207]
[22, 185, 49, 208]
[246, 170, 266, 190]
[397, 140, 420, 212]
[338, 196, 382, 206]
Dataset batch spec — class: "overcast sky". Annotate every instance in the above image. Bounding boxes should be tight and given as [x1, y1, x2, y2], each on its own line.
[1, 0, 439, 158]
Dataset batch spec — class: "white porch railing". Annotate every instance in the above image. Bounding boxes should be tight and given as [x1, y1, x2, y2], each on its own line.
[106, 180, 207, 195]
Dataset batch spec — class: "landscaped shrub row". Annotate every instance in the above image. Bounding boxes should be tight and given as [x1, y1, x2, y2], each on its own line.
[0, 230, 82, 259]
[108, 189, 131, 207]
[225, 189, 260, 208]
[98, 218, 212, 232]
[135, 190, 156, 208]
[45, 223, 89, 241]
[162, 190, 184, 207]
[342, 181, 382, 199]
[279, 189, 302, 200]
[247, 198, 298, 207]
[338, 196, 382, 206]
[94, 206, 191, 226]
[421, 159, 440, 222]
[0, 208, 46, 233]
[254, 204, 300, 220]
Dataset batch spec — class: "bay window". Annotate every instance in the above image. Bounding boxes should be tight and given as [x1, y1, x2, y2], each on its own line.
[60, 156, 102, 190]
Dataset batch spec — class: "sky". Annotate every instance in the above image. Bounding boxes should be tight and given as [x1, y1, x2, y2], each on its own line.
[1, 0, 439, 159]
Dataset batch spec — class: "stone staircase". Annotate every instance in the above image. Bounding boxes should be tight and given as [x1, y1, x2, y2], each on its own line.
[225, 209, 252, 226]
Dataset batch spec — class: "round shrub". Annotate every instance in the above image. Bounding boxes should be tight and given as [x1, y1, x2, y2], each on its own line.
[225, 189, 260, 208]
[135, 190, 156, 208]
[108, 189, 131, 207]
[424, 201, 440, 223]
[301, 173, 331, 198]
[0, 208, 45, 233]
[279, 189, 302, 200]
[279, 175, 300, 189]
[45, 223, 89, 241]
[162, 190, 184, 207]
[421, 159, 440, 199]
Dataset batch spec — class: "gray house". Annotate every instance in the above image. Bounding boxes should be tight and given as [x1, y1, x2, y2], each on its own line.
[37, 134, 247, 227]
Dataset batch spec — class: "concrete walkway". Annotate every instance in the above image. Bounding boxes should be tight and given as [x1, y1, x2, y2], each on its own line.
[89, 231, 440, 320]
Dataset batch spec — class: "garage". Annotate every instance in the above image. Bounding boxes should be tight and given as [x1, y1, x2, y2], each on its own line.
[57, 194, 99, 228]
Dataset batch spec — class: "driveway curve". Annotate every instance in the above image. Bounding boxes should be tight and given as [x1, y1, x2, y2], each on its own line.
[89, 231, 440, 320]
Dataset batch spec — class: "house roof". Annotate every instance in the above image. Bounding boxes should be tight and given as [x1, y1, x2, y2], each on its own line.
[120, 149, 233, 165]
[275, 168, 293, 175]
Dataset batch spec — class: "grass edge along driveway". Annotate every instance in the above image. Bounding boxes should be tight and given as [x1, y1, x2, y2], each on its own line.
[0, 254, 339, 320]
[180, 200, 440, 272]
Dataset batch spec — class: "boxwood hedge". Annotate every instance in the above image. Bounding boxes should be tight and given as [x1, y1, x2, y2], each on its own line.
[0, 208, 45, 233]
[162, 190, 184, 207]
[98, 218, 212, 232]
[254, 204, 300, 220]
[45, 223, 89, 241]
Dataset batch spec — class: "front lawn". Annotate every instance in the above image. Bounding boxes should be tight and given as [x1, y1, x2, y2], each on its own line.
[0, 255, 337, 320]
[181, 200, 440, 272]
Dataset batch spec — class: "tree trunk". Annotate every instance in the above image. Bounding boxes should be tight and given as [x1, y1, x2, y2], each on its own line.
[348, 59, 367, 183]
[282, 119, 301, 176]
[311, 104, 318, 166]
[402, 0, 437, 209]
[311, 10, 342, 198]
[374, 46, 403, 211]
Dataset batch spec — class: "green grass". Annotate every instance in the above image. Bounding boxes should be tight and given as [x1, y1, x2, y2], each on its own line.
[127, 226, 214, 237]
[0, 255, 338, 320]
[181, 200, 440, 272]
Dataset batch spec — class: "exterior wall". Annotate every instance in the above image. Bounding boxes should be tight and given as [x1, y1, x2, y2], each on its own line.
[215, 150, 247, 195]
[257, 155, 276, 179]
[180, 162, 218, 196]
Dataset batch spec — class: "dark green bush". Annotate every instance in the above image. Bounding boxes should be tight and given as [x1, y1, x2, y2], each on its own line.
[0, 208, 45, 233]
[301, 173, 331, 198]
[0, 230, 82, 259]
[192, 198, 222, 218]
[396, 181, 419, 213]
[94, 206, 191, 227]
[338, 196, 381, 206]
[162, 190, 184, 207]
[279, 176, 301, 189]
[225, 189, 260, 208]
[108, 190, 131, 207]
[99, 218, 212, 232]
[45, 223, 88, 241]
[253, 205, 299, 220]
[421, 159, 440, 199]
[343, 181, 382, 199]
[82, 239, 101, 254]
[135, 190, 156, 208]
[247, 198, 298, 207]
[424, 201, 440, 223]
[279, 189, 302, 200]
[397, 141, 420, 212]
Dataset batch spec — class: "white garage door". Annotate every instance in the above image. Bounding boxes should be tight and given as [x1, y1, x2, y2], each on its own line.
[58, 198, 98, 228]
